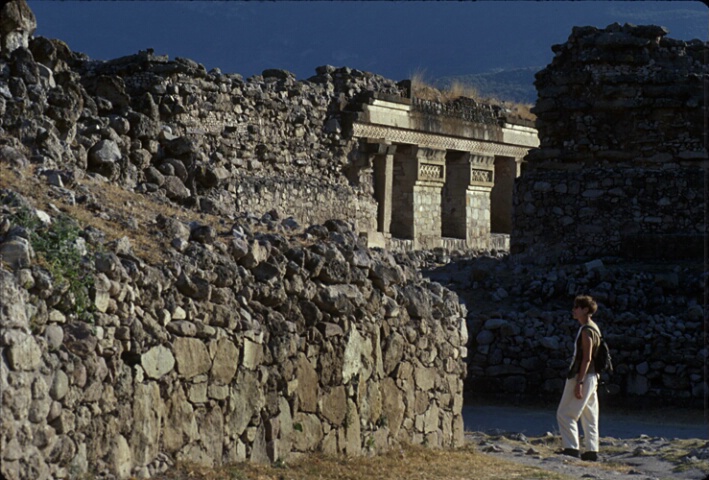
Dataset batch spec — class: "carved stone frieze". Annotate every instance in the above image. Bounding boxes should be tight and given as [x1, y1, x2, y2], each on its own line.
[419, 163, 444, 181]
[470, 168, 493, 185]
[352, 123, 531, 159]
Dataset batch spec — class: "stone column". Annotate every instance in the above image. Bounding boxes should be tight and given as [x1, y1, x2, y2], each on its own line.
[411, 147, 447, 250]
[466, 154, 495, 250]
[372, 144, 396, 235]
[360, 141, 397, 248]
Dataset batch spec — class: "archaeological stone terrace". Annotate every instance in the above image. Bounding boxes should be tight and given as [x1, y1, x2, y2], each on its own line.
[0, 0, 707, 479]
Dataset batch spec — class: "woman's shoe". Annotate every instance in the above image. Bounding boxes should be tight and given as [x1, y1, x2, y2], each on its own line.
[581, 451, 598, 461]
[558, 448, 580, 458]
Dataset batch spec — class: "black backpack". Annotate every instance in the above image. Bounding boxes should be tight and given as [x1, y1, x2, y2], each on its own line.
[584, 325, 613, 375]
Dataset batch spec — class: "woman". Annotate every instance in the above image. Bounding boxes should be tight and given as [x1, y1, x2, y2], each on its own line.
[556, 294, 602, 461]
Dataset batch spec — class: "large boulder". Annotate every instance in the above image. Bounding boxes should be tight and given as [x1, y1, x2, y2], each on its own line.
[0, 0, 36, 56]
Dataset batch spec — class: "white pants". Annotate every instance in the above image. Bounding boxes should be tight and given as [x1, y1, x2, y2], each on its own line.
[556, 374, 599, 452]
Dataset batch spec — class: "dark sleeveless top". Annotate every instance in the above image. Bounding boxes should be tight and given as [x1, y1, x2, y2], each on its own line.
[567, 321, 602, 378]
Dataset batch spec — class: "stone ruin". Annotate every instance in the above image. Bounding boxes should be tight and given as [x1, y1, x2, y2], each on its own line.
[513, 23, 706, 263]
[464, 22, 707, 408]
[0, 0, 707, 478]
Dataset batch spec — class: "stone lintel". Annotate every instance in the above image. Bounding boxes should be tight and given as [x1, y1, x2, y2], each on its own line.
[501, 123, 540, 149]
[352, 123, 533, 159]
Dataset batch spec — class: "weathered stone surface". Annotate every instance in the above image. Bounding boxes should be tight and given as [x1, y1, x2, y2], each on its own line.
[6, 332, 41, 370]
[210, 339, 239, 384]
[0, 238, 32, 268]
[141, 345, 175, 379]
[320, 385, 347, 426]
[295, 353, 319, 413]
[292, 412, 323, 452]
[173, 337, 211, 379]
[163, 386, 197, 453]
[226, 369, 264, 438]
[241, 338, 262, 370]
[342, 327, 372, 383]
[0, 0, 36, 55]
[380, 377, 405, 437]
[131, 382, 163, 466]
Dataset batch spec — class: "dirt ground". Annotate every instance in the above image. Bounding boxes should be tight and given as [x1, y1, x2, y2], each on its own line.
[468, 430, 709, 480]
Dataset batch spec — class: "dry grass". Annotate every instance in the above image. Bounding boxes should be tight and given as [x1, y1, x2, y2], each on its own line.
[409, 70, 536, 122]
[410, 70, 480, 104]
[153, 444, 573, 480]
[0, 162, 225, 265]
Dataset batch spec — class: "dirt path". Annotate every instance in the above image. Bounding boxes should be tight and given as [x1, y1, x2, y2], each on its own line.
[468, 431, 708, 480]
[464, 403, 708, 480]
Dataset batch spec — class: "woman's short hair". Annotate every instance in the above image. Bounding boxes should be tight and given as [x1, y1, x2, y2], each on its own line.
[574, 295, 598, 315]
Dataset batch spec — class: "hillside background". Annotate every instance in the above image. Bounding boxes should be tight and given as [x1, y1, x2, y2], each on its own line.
[28, 1, 707, 104]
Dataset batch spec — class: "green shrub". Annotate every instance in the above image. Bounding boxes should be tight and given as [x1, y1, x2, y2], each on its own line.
[12, 208, 95, 321]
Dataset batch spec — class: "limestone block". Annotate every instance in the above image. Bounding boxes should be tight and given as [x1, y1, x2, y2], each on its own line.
[28, 397, 51, 423]
[292, 412, 323, 452]
[241, 338, 262, 370]
[250, 423, 270, 464]
[51, 409, 75, 434]
[320, 385, 346, 426]
[0, 0, 37, 54]
[358, 380, 382, 425]
[208, 384, 229, 400]
[226, 369, 264, 437]
[45, 324, 64, 350]
[413, 390, 429, 416]
[370, 427, 389, 453]
[176, 444, 214, 468]
[0, 238, 32, 268]
[321, 429, 338, 455]
[173, 337, 211, 379]
[172, 306, 187, 320]
[210, 339, 239, 384]
[414, 366, 436, 392]
[276, 397, 293, 456]
[188, 382, 208, 404]
[344, 399, 361, 456]
[163, 386, 197, 453]
[131, 382, 163, 465]
[141, 345, 175, 380]
[342, 327, 371, 383]
[380, 377, 404, 437]
[6, 333, 41, 371]
[199, 408, 224, 466]
[295, 354, 318, 413]
[167, 320, 198, 337]
[241, 240, 269, 268]
[382, 332, 405, 375]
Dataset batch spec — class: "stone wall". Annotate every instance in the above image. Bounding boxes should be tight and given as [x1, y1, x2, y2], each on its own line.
[512, 23, 707, 262]
[0, 2, 473, 478]
[416, 253, 706, 405]
[512, 167, 705, 263]
[0, 195, 468, 479]
[463, 257, 706, 403]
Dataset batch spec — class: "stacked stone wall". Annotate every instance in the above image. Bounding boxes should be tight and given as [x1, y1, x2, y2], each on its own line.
[512, 23, 707, 262]
[0, 2, 471, 478]
[512, 167, 705, 262]
[0, 197, 467, 479]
